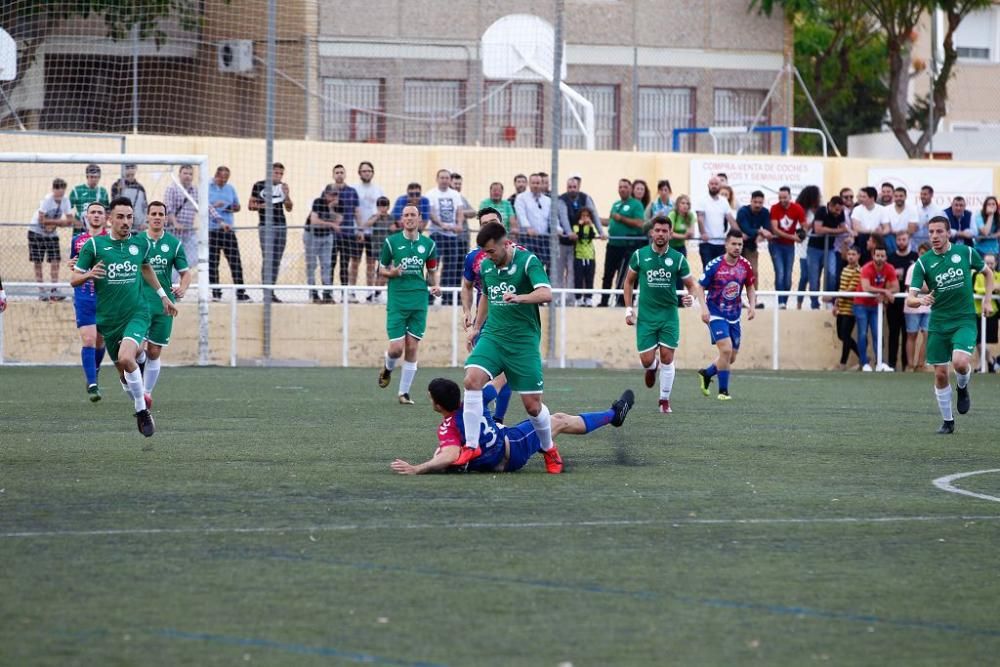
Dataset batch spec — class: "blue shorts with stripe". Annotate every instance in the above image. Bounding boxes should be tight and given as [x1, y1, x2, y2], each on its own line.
[503, 419, 543, 472]
[708, 318, 741, 349]
[74, 295, 97, 328]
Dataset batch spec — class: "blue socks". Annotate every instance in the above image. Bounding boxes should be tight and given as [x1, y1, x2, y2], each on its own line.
[81, 346, 97, 385]
[95, 346, 105, 377]
[719, 370, 730, 393]
[704, 364, 718, 379]
[495, 383, 512, 421]
[581, 409, 614, 433]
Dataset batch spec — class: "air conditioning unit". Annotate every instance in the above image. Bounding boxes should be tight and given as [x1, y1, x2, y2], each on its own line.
[218, 40, 254, 74]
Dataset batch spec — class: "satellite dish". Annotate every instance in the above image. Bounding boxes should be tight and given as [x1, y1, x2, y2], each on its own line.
[0, 28, 16, 81]
[481, 14, 567, 82]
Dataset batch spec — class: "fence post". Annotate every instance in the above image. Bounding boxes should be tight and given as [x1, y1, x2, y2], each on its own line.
[981, 308, 988, 373]
[342, 288, 350, 367]
[230, 288, 238, 368]
[451, 292, 459, 368]
[559, 290, 567, 369]
[876, 301, 884, 370]
[772, 291, 780, 370]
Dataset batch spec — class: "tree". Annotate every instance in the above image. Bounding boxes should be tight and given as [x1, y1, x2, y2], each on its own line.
[751, 0, 993, 158]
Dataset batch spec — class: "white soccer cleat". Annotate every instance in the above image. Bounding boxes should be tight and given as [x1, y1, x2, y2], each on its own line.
[877, 363, 895, 372]
[862, 364, 873, 372]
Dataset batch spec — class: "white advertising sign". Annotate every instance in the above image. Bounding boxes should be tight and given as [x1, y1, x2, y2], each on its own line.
[0, 28, 14, 81]
[868, 167, 994, 210]
[689, 157, 825, 208]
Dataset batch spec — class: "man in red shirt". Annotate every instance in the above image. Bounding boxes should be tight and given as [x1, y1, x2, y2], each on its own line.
[854, 240, 899, 372]
[769, 186, 806, 308]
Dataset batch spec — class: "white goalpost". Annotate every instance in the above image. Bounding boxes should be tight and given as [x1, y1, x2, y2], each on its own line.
[0, 152, 212, 365]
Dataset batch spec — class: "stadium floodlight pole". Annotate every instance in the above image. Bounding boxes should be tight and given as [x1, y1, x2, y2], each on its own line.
[547, 0, 565, 362]
[262, 0, 277, 361]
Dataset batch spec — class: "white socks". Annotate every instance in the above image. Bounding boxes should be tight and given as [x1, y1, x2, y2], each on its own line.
[144, 358, 161, 393]
[530, 403, 553, 451]
[136, 349, 147, 365]
[659, 362, 675, 400]
[384, 353, 398, 372]
[124, 368, 146, 412]
[643, 358, 659, 371]
[935, 385, 954, 421]
[399, 361, 417, 396]
[463, 389, 483, 448]
[956, 369, 971, 389]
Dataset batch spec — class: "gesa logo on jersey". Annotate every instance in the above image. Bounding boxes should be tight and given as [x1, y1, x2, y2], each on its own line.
[106, 261, 139, 280]
[488, 281, 516, 301]
[148, 254, 171, 268]
[934, 266, 965, 288]
[398, 255, 425, 271]
[646, 268, 673, 284]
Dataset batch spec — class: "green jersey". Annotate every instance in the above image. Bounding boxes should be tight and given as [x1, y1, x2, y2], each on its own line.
[74, 233, 153, 327]
[69, 184, 110, 222]
[629, 244, 690, 318]
[379, 231, 438, 311]
[608, 197, 645, 247]
[479, 245, 550, 344]
[478, 198, 516, 230]
[140, 231, 189, 309]
[909, 243, 984, 330]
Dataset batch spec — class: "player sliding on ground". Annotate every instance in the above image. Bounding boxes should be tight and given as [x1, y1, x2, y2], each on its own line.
[462, 221, 561, 472]
[390, 378, 634, 474]
[377, 204, 441, 404]
[907, 215, 993, 434]
[71, 197, 178, 437]
[622, 215, 704, 413]
[697, 229, 756, 400]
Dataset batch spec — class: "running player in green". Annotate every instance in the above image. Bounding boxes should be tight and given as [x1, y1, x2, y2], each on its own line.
[907, 215, 993, 434]
[622, 216, 704, 414]
[138, 200, 191, 406]
[463, 221, 565, 474]
[71, 197, 178, 437]
[377, 204, 441, 404]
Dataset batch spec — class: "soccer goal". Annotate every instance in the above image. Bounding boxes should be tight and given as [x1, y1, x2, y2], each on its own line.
[0, 151, 211, 365]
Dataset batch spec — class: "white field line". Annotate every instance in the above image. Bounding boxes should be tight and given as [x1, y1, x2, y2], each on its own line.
[4, 514, 1000, 540]
[932, 469, 1000, 503]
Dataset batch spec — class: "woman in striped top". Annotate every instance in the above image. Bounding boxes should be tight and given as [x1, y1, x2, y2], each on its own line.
[834, 246, 862, 369]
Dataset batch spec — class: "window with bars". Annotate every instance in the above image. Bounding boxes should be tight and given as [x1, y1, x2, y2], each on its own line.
[955, 8, 994, 61]
[403, 79, 465, 146]
[637, 86, 695, 152]
[482, 81, 543, 148]
[713, 88, 769, 154]
[322, 78, 384, 143]
[562, 84, 618, 150]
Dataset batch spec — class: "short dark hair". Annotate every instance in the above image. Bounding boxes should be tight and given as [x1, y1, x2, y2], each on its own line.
[779, 186, 792, 194]
[846, 245, 860, 254]
[726, 228, 744, 241]
[750, 190, 765, 200]
[894, 187, 907, 195]
[656, 179, 672, 191]
[861, 186, 877, 199]
[427, 378, 461, 412]
[953, 195, 966, 203]
[147, 200, 166, 214]
[489, 181, 503, 190]
[921, 185, 934, 195]
[85, 163, 101, 175]
[881, 181, 894, 189]
[514, 173, 527, 181]
[109, 196, 133, 211]
[333, 163, 344, 170]
[358, 161, 374, 171]
[537, 171, 548, 178]
[52, 178, 67, 189]
[178, 164, 193, 173]
[407, 182, 421, 191]
[840, 187, 854, 196]
[451, 172, 462, 180]
[476, 220, 508, 247]
[376, 196, 390, 206]
[477, 206, 502, 222]
[717, 172, 728, 180]
[829, 195, 844, 207]
[650, 215, 672, 229]
[273, 162, 285, 170]
[86, 201, 106, 213]
[871, 238, 887, 252]
[619, 178, 632, 186]
[928, 215, 950, 229]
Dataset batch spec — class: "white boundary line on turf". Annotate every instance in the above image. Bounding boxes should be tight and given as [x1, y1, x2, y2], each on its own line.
[932, 469, 1000, 503]
[4, 514, 1000, 539]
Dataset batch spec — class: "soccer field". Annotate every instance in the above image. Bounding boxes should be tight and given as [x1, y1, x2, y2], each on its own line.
[2, 366, 999, 666]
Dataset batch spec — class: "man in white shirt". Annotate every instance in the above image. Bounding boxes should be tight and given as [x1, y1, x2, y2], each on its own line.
[353, 160, 386, 301]
[885, 186, 918, 254]
[911, 184, 941, 249]
[425, 168, 466, 304]
[851, 186, 888, 263]
[514, 173, 553, 272]
[28, 177, 74, 300]
[696, 176, 733, 270]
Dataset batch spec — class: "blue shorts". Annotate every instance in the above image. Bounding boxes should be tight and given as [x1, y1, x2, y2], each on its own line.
[905, 312, 930, 334]
[504, 420, 543, 472]
[74, 296, 97, 328]
[471, 316, 488, 348]
[708, 318, 741, 349]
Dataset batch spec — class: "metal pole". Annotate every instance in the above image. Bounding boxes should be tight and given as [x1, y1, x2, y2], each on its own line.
[197, 158, 211, 365]
[230, 288, 238, 367]
[929, 10, 938, 158]
[262, 0, 276, 361]
[980, 309, 987, 373]
[548, 0, 565, 361]
[132, 25, 140, 134]
[303, 35, 312, 141]
[876, 301, 884, 370]
[451, 295, 459, 367]
[342, 289, 350, 367]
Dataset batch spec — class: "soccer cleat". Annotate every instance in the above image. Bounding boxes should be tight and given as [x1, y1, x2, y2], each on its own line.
[937, 419, 955, 435]
[378, 365, 392, 388]
[717, 392, 732, 401]
[658, 399, 672, 414]
[611, 389, 635, 427]
[644, 367, 656, 388]
[87, 384, 102, 402]
[697, 369, 712, 396]
[398, 393, 415, 405]
[144, 392, 153, 410]
[135, 409, 155, 437]
[542, 447, 564, 474]
[957, 385, 971, 415]
[453, 446, 482, 467]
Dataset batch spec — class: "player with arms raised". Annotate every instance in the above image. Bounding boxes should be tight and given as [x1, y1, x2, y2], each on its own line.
[907, 215, 993, 433]
[390, 378, 633, 474]
[623, 215, 704, 413]
[463, 221, 563, 473]
[697, 229, 757, 400]
[138, 201, 191, 405]
[71, 197, 178, 437]
[460, 207, 514, 423]
[377, 204, 441, 404]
